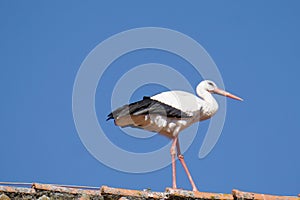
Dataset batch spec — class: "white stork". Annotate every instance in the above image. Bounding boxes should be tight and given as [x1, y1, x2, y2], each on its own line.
[107, 80, 243, 191]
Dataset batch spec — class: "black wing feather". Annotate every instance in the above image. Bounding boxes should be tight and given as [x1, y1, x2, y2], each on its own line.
[107, 96, 191, 120]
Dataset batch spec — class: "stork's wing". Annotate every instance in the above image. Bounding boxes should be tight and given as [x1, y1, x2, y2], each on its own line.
[107, 96, 192, 121]
[151, 90, 203, 113]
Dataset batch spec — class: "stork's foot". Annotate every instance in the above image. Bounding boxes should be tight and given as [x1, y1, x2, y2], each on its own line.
[172, 183, 177, 190]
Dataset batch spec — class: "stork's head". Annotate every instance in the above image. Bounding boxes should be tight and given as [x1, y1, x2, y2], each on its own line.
[197, 80, 243, 101]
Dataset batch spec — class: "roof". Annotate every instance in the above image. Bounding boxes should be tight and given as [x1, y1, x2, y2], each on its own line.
[0, 182, 299, 200]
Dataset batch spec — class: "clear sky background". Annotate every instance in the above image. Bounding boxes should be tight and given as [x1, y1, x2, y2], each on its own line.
[1, 1, 299, 196]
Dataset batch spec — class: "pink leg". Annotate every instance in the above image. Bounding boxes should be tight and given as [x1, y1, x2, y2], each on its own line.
[176, 139, 198, 192]
[170, 137, 178, 189]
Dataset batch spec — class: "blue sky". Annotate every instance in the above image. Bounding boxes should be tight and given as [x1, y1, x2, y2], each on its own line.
[1, 1, 299, 196]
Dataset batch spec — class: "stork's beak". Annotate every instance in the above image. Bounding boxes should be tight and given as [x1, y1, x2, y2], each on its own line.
[213, 88, 243, 101]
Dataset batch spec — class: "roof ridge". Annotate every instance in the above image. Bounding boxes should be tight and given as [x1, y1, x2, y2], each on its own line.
[0, 182, 299, 200]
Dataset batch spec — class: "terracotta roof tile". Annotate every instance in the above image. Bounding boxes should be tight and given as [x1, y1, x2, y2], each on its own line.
[0, 185, 35, 194]
[232, 189, 300, 200]
[32, 183, 101, 196]
[166, 187, 233, 199]
[101, 185, 166, 199]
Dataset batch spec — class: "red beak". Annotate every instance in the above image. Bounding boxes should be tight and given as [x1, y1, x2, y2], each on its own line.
[213, 88, 243, 101]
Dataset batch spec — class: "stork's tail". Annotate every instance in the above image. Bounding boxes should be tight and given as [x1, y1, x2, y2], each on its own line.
[106, 104, 130, 121]
[106, 113, 114, 121]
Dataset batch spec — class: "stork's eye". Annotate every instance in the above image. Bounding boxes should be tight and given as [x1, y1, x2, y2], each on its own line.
[208, 82, 214, 86]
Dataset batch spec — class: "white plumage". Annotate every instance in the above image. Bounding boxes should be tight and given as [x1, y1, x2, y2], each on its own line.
[151, 90, 203, 115]
[107, 80, 242, 191]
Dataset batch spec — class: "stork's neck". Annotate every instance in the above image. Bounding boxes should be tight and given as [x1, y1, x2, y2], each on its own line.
[197, 88, 219, 114]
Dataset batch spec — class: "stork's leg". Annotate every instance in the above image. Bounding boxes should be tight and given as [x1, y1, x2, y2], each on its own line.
[170, 137, 178, 189]
[176, 138, 198, 192]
